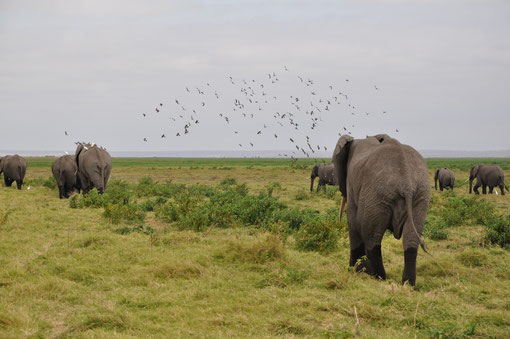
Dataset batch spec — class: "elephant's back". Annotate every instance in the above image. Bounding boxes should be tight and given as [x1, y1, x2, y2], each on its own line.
[354, 141, 429, 197]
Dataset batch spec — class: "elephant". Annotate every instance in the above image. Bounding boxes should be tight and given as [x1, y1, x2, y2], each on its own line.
[52, 155, 80, 199]
[0, 155, 27, 190]
[332, 134, 430, 286]
[75, 143, 112, 194]
[469, 164, 508, 195]
[434, 168, 455, 191]
[310, 163, 337, 192]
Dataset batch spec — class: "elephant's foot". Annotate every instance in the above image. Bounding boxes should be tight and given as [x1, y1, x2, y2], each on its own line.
[367, 245, 386, 280]
[402, 247, 418, 286]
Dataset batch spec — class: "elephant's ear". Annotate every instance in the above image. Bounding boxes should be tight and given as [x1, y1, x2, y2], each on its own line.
[332, 135, 354, 197]
[371, 134, 391, 143]
[471, 165, 479, 178]
[75, 144, 84, 169]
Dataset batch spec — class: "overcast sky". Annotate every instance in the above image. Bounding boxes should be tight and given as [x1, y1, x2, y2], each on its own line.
[1, 0, 509, 154]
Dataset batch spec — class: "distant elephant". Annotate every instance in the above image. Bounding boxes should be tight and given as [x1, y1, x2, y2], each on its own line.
[310, 163, 337, 192]
[333, 134, 430, 286]
[469, 164, 508, 195]
[0, 155, 27, 190]
[434, 168, 455, 191]
[52, 155, 80, 199]
[75, 143, 112, 194]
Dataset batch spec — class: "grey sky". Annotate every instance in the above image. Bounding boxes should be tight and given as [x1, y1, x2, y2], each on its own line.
[1, 0, 509, 154]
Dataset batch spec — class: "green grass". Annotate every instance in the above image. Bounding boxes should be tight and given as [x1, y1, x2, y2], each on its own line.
[1, 158, 510, 337]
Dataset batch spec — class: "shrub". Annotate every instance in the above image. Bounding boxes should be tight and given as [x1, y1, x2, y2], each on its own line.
[42, 176, 57, 190]
[219, 177, 237, 186]
[232, 192, 284, 226]
[294, 189, 310, 201]
[295, 217, 341, 253]
[219, 235, 286, 264]
[104, 180, 133, 205]
[103, 203, 145, 225]
[154, 202, 179, 223]
[483, 214, 510, 249]
[424, 217, 449, 240]
[178, 206, 210, 232]
[272, 208, 318, 231]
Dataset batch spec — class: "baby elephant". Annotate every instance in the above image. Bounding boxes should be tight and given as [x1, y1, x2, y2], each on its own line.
[0, 155, 27, 190]
[310, 164, 337, 192]
[52, 155, 79, 199]
[434, 168, 455, 191]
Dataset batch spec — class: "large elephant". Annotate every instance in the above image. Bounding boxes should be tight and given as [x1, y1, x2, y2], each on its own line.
[332, 134, 430, 286]
[75, 143, 112, 194]
[52, 155, 80, 199]
[310, 163, 337, 192]
[0, 155, 27, 190]
[434, 168, 455, 191]
[469, 164, 508, 195]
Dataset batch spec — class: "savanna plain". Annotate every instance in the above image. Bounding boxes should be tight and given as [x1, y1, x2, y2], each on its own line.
[1, 157, 510, 338]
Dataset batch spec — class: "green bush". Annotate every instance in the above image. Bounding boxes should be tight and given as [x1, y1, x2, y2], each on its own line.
[294, 217, 341, 253]
[424, 217, 449, 240]
[220, 177, 237, 186]
[70, 191, 108, 209]
[155, 202, 179, 223]
[483, 215, 510, 249]
[294, 189, 310, 201]
[103, 203, 145, 225]
[178, 206, 210, 232]
[272, 208, 318, 231]
[104, 180, 133, 205]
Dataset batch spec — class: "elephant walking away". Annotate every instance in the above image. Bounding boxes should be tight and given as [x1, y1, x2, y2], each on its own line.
[310, 164, 337, 192]
[0, 155, 27, 190]
[333, 134, 430, 286]
[52, 155, 79, 199]
[469, 164, 509, 195]
[75, 143, 112, 194]
[434, 168, 455, 191]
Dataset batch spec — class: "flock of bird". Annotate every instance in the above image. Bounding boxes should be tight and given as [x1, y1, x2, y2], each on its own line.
[137, 66, 392, 160]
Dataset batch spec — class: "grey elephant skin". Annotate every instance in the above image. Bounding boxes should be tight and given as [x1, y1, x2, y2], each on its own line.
[52, 155, 79, 199]
[332, 134, 430, 286]
[0, 155, 27, 190]
[310, 164, 337, 192]
[75, 143, 112, 194]
[469, 164, 508, 195]
[434, 168, 455, 191]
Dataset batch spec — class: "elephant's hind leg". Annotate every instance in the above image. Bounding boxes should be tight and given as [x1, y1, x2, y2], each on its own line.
[16, 180, 22, 190]
[367, 245, 386, 280]
[500, 185, 505, 195]
[402, 247, 417, 286]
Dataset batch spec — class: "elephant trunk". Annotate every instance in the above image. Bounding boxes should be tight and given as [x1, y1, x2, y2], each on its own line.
[469, 178, 473, 194]
[310, 175, 315, 192]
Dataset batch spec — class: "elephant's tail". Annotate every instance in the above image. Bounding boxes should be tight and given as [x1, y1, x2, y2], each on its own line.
[404, 194, 428, 254]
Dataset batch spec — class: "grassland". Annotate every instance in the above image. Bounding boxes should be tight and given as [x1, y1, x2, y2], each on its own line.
[1, 158, 510, 338]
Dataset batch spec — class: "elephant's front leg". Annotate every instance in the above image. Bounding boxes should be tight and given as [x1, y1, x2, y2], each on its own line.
[16, 180, 22, 190]
[473, 181, 481, 194]
[402, 247, 417, 286]
[482, 184, 487, 194]
[488, 187, 494, 194]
